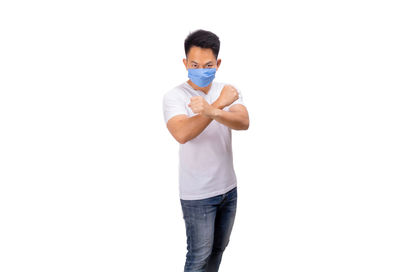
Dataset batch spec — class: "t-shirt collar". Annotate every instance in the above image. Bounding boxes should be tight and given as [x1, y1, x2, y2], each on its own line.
[185, 81, 214, 96]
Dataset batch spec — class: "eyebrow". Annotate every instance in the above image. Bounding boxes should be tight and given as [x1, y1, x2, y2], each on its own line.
[190, 61, 214, 65]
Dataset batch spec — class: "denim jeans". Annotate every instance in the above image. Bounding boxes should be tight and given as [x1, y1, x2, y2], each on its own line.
[180, 186, 237, 272]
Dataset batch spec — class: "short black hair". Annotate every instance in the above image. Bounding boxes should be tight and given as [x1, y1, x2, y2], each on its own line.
[184, 29, 220, 59]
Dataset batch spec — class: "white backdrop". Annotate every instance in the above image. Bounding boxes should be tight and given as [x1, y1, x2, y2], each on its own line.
[1, 0, 399, 271]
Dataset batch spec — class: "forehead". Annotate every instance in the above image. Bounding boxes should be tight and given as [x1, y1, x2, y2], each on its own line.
[187, 46, 216, 63]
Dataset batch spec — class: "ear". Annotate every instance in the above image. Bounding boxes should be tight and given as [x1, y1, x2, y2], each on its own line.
[216, 59, 222, 70]
[183, 58, 188, 70]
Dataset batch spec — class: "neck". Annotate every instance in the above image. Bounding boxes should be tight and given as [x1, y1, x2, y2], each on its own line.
[187, 80, 212, 94]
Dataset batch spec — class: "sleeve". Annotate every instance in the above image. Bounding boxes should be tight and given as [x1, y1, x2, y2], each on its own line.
[227, 84, 245, 110]
[162, 90, 188, 124]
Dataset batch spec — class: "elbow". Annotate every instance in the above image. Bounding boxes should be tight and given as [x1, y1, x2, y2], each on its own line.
[167, 121, 190, 144]
[177, 138, 187, 144]
[233, 123, 249, 131]
[245, 118, 250, 130]
[240, 119, 250, 130]
[235, 115, 249, 130]
[175, 134, 188, 144]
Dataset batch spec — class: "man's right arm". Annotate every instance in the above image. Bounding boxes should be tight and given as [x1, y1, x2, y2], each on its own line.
[166, 100, 225, 144]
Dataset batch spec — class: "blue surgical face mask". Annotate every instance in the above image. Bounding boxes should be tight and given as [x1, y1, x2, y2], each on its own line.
[187, 68, 216, 87]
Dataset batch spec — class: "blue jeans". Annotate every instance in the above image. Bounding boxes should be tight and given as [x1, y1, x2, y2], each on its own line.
[180, 186, 237, 272]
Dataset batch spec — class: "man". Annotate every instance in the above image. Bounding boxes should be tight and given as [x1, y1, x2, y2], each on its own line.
[162, 29, 249, 272]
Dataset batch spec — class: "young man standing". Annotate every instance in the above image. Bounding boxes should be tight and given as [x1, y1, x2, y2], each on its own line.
[162, 29, 249, 272]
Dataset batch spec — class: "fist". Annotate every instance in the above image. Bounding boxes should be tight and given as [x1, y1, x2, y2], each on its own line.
[188, 96, 212, 115]
[217, 85, 239, 108]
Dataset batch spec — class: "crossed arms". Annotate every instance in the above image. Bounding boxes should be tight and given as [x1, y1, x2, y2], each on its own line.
[166, 85, 250, 144]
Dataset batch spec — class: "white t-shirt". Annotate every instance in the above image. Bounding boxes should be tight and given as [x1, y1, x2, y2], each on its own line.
[163, 80, 245, 200]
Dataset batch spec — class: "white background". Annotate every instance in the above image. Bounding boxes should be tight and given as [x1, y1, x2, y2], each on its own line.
[1, 0, 399, 271]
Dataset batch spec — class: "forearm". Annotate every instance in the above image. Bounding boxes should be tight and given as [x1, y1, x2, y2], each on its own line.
[179, 101, 225, 143]
[207, 108, 249, 130]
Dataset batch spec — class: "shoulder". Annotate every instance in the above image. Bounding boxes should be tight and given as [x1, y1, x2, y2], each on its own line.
[214, 81, 242, 93]
[214, 81, 226, 88]
[163, 82, 188, 101]
[212, 81, 227, 94]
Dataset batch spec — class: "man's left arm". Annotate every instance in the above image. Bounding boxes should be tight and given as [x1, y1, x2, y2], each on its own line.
[188, 90, 250, 130]
[207, 104, 249, 130]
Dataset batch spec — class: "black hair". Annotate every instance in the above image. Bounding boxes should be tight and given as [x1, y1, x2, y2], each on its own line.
[184, 29, 220, 59]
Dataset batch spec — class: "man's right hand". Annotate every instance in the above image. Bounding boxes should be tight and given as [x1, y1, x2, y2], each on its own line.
[216, 84, 239, 108]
